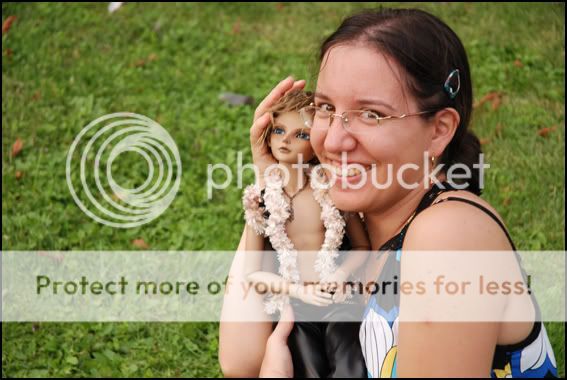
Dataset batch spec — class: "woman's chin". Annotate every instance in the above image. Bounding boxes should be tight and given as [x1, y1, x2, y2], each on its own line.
[329, 184, 369, 212]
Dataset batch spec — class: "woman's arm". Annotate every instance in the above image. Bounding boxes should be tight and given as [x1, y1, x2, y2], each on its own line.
[219, 76, 307, 377]
[397, 200, 516, 377]
[219, 227, 274, 378]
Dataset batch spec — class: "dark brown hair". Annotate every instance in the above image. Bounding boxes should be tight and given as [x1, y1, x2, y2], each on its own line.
[319, 7, 483, 194]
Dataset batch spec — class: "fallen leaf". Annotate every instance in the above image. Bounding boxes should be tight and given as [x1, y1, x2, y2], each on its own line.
[537, 125, 557, 138]
[133, 58, 146, 67]
[2, 16, 16, 35]
[133, 54, 157, 67]
[503, 197, 511, 206]
[232, 18, 241, 35]
[4, 48, 13, 57]
[11, 138, 23, 157]
[513, 59, 523, 68]
[275, 3, 285, 11]
[474, 91, 503, 110]
[38, 251, 64, 263]
[15, 171, 23, 180]
[132, 238, 149, 249]
[32, 91, 41, 101]
[479, 138, 490, 145]
[491, 95, 502, 111]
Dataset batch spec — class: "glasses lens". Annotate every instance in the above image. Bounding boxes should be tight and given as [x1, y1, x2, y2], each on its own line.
[343, 111, 379, 134]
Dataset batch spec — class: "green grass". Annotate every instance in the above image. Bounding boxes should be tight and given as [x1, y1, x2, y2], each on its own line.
[2, 2, 564, 377]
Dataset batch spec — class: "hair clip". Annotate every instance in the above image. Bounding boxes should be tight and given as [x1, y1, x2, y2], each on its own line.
[443, 69, 460, 99]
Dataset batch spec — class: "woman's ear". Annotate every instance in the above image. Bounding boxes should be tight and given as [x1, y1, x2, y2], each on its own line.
[429, 107, 460, 157]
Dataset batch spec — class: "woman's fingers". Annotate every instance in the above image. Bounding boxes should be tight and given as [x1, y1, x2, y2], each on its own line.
[260, 304, 294, 378]
[254, 77, 306, 121]
[272, 304, 295, 339]
[289, 79, 306, 94]
[313, 290, 334, 306]
[254, 77, 294, 120]
[321, 281, 338, 293]
[250, 112, 272, 147]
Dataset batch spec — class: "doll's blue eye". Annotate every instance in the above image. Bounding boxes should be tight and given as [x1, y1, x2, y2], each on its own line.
[296, 132, 310, 141]
[273, 127, 285, 135]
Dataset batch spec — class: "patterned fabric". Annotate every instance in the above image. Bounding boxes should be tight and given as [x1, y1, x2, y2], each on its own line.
[359, 183, 558, 378]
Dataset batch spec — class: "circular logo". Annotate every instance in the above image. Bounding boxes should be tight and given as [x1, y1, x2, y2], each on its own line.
[66, 112, 181, 228]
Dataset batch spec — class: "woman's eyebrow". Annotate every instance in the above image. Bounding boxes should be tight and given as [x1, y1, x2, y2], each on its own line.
[358, 98, 395, 111]
[314, 92, 331, 102]
[315, 92, 395, 111]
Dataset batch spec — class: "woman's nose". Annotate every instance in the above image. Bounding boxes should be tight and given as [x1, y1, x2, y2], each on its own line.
[323, 114, 357, 154]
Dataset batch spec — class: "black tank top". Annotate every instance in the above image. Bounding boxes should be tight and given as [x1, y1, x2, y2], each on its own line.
[358, 181, 558, 378]
[379, 181, 516, 251]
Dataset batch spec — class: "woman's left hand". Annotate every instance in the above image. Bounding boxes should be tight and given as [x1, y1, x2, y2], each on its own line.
[259, 304, 295, 378]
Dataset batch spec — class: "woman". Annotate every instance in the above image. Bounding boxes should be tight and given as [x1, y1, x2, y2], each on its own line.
[220, 8, 557, 378]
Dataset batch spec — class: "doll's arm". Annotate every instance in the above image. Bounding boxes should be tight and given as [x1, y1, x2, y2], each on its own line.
[244, 227, 332, 306]
[242, 184, 294, 297]
[244, 226, 290, 295]
[322, 213, 370, 296]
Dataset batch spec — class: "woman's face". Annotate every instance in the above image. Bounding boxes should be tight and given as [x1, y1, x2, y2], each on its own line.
[310, 44, 435, 213]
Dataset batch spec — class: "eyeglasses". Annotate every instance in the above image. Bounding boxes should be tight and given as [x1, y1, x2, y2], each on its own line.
[299, 103, 438, 135]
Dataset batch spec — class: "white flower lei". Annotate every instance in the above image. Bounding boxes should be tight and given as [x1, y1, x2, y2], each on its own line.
[242, 167, 346, 314]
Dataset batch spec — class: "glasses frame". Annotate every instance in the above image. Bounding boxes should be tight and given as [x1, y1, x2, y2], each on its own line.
[300, 103, 440, 132]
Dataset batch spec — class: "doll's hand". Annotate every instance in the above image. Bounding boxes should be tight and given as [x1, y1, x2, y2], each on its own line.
[250, 77, 306, 178]
[289, 283, 333, 307]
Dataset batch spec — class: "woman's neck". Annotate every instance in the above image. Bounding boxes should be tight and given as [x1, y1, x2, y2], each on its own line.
[364, 178, 444, 251]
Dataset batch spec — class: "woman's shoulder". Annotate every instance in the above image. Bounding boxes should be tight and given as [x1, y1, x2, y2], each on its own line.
[403, 188, 513, 251]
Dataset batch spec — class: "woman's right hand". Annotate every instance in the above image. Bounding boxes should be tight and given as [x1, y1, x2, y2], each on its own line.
[250, 76, 306, 179]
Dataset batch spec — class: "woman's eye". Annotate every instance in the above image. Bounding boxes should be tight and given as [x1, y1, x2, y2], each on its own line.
[318, 103, 334, 112]
[360, 110, 380, 120]
[272, 127, 285, 135]
[296, 132, 310, 141]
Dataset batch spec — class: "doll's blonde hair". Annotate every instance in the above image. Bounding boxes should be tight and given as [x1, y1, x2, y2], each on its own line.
[257, 90, 314, 147]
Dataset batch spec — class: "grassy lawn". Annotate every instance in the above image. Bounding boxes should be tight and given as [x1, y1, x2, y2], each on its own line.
[2, 2, 564, 377]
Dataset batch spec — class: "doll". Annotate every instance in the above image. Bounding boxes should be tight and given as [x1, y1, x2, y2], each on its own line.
[242, 90, 370, 378]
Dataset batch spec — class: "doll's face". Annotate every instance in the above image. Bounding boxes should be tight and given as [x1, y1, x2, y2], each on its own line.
[269, 111, 316, 164]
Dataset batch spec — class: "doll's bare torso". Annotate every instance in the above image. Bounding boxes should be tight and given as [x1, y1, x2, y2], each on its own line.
[283, 186, 327, 283]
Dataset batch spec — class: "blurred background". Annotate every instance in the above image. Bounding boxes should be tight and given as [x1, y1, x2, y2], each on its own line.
[2, 2, 564, 377]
